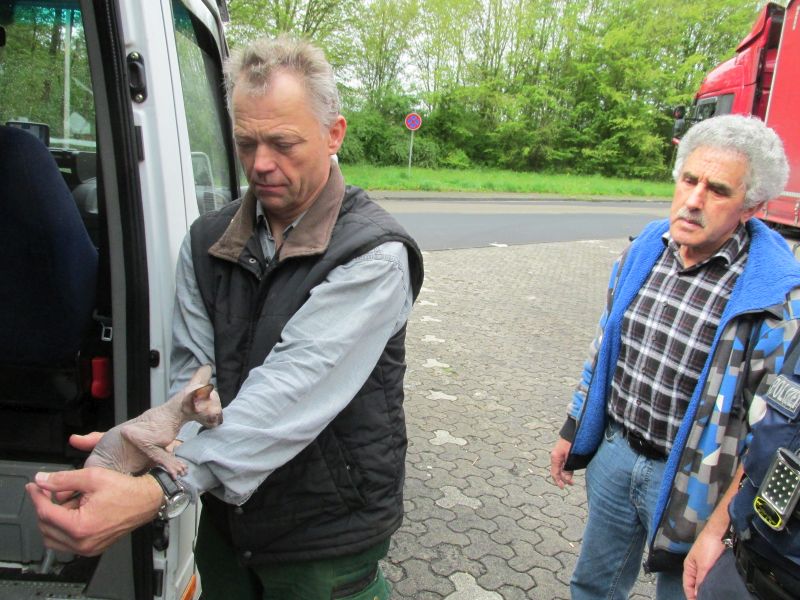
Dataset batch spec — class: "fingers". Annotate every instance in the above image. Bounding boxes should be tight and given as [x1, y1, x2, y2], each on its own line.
[549, 437, 574, 488]
[549, 458, 573, 488]
[52, 490, 83, 506]
[682, 564, 697, 600]
[69, 431, 104, 451]
[31, 469, 95, 494]
[26, 469, 158, 557]
[26, 482, 83, 551]
[550, 465, 573, 489]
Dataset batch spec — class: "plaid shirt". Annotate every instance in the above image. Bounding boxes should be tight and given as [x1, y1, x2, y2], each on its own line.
[607, 225, 749, 454]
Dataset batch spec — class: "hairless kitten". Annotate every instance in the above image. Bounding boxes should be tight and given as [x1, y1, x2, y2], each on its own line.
[84, 364, 223, 477]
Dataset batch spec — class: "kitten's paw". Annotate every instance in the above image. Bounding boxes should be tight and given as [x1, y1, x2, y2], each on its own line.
[159, 458, 188, 480]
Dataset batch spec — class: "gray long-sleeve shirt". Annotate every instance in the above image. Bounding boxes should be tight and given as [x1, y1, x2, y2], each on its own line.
[170, 228, 413, 506]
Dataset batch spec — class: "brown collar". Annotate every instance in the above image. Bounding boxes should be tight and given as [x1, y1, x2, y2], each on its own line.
[209, 159, 345, 263]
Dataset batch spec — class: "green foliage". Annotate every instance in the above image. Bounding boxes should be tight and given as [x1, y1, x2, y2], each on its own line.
[440, 149, 472, 170]
[343, 107, 402, 165]
[0, 5, 95, 147]
[390, 134, 441, 168]
[226, 0, 766, 180]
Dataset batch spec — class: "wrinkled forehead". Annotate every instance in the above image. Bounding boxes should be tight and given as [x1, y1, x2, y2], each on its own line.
[683, 145, 751, 184]
[231, 70, 327, 131]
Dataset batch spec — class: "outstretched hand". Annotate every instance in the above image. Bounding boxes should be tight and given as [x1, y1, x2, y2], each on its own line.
[26, 467, 163, 556]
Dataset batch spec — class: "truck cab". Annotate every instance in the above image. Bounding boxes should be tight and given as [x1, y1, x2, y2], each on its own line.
[672, 1, 800, 230]
[673, 2, 784, 140]
[0, 1, 238, 598]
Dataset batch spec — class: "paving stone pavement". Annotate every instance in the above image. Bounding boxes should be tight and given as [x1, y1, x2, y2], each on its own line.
[382, 238, 659, 599]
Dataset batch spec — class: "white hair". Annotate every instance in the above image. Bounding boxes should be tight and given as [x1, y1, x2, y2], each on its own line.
[224, 35, 340, 128]
[672, 114, 789, 208]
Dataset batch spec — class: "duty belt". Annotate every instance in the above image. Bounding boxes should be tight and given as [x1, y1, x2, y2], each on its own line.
[734, 542, 800, 600]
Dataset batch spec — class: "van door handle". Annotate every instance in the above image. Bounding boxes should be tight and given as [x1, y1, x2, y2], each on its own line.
[127, 52, 147, 103]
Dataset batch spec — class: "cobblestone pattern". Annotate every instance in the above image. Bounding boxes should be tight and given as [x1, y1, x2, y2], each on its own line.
[384, 239, 658, 599]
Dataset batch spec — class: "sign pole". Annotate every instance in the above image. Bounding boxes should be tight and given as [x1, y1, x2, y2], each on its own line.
[403, 112, 422, 177]
[407, 129, 415, 176]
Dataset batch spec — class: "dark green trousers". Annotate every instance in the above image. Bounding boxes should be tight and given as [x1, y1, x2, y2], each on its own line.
[195, 510, 392, 600]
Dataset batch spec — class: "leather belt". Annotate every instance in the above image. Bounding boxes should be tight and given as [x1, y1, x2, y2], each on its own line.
[621, 428, 667, 461]
[734, 541, 800, 600]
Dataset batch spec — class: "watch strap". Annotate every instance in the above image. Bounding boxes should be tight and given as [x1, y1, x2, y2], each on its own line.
[148, 466, 183, 520]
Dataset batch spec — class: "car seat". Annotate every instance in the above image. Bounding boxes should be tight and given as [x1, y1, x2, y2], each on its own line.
[0, 125, 98, 365]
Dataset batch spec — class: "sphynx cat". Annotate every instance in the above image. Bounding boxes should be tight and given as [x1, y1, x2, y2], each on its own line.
[84, 364, 223, 477]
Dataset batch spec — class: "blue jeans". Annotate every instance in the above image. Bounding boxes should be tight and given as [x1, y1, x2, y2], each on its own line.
[571, 422, 686, 600]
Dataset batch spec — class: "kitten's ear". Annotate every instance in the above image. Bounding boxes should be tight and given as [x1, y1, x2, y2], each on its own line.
[192, 384, 214, 407]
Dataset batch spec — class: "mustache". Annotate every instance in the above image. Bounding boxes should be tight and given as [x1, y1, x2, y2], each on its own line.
[676, 207, 706, 227]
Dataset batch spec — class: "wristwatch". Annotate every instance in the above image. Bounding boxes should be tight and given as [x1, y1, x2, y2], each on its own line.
[147, 467, 190, 520]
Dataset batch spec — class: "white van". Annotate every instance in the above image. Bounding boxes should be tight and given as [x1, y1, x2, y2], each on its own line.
[0, 1, 237, 598]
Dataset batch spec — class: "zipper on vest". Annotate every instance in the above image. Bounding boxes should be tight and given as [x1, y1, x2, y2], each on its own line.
[239, 259, 282, 387]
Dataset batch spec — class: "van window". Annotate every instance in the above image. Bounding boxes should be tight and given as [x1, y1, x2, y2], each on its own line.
[0, 1, 95, 151]
[172, 0, 233, 214]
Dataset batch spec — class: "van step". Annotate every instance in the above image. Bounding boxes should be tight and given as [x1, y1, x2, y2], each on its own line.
[0, 579, 102, 599]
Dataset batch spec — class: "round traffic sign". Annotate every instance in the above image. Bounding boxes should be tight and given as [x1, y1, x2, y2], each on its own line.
[405, 112, 422, 131]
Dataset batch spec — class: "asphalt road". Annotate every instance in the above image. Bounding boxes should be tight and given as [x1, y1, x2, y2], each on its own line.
[372, 196, 670, 251]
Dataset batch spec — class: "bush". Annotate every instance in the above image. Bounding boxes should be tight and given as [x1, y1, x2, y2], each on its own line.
[344, 108, 396, 165]
[338, 134, 365, 164]
[440, 148, 472, 170]
[389, 134, 441, 168]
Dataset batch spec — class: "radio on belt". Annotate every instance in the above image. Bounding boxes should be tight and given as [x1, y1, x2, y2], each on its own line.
[754, 447, 800, 531]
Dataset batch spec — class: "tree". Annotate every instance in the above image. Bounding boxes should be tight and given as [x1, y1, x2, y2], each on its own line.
[222, 0, 769, 177]
[226, 0, 359, 68]
[350, 0, 418, 104]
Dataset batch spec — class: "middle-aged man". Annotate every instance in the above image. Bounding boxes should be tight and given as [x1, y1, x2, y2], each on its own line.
[27, 35, 423, 600]
[549, 113, 800, 600]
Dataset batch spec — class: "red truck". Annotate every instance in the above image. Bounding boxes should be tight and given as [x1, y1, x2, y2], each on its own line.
[674, 1, 800, 228]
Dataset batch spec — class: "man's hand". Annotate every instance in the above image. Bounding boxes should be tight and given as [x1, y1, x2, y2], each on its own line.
[69, 431, 104, 452]
[25, 467, 163, 556]
[550, 437, 574, 488]
[683, 463, 743, 599]
[683, 526, 727, 600]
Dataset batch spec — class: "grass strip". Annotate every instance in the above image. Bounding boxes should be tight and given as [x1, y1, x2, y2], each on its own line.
[340, 163, 674, 199]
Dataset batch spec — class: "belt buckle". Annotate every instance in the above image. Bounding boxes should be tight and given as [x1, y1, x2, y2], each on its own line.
[625, 429, 664, 460]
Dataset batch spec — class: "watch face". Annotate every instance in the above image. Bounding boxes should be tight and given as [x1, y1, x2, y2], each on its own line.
[166, 491, 191, 519]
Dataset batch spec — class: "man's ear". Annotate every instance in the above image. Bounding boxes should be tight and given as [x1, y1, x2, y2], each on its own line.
[327, 115, 347, 155]
[740, 201, 764, 223]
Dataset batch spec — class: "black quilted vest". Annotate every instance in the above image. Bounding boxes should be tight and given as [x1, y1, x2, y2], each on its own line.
[189, 168, 423, 564]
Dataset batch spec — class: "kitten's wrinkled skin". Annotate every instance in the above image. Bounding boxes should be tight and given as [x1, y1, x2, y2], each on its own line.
[85, 365, 222, 477]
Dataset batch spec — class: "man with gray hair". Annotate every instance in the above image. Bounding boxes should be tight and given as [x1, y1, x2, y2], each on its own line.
[550, 114, 800, 600]
[28, 35, 423, 599]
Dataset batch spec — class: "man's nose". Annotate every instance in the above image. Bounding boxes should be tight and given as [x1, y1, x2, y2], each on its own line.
[685, 182, 707, 209]
[253, 144, 277, 172]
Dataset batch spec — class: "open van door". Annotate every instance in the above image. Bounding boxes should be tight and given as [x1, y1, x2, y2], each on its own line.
[0, 1, 237, 598]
